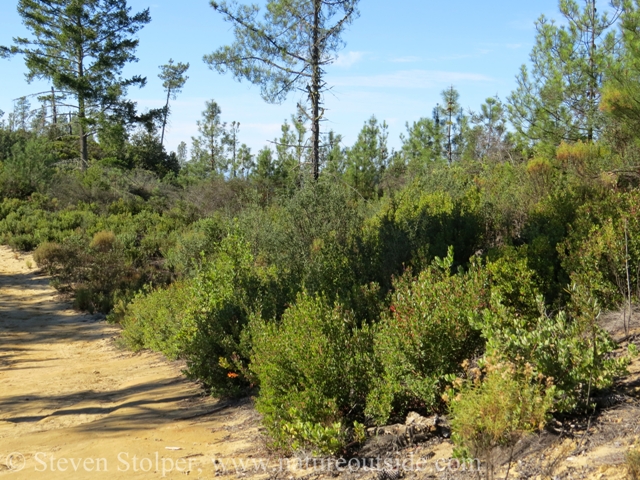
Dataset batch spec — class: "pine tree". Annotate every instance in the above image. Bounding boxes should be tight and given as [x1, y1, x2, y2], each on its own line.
[158, 59, 190, 147]
[508, 0, 621, 147]
[192, 100, 226, 176]
[469, 97, 511, 162]
[223, 120, 241, 177]
[1, 0, 151, 168]
[437, 86, 467, 164]
[345, 116, 389, 199]
[205, 0, 360, 181]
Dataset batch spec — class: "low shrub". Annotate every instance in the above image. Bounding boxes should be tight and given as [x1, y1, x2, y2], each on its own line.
[120, 281, 193, 359]
[365, 248, 488, 425]
[249, 292, 376, 453]
[121, 232, 276, 396]
[33, 241, 65, 269]
[89, 230, 116, 251]
[477, 284, 629, 412]
[448, 359, 555, 480]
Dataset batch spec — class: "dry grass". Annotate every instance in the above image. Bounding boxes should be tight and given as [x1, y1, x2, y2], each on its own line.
[628, 448, 640, 480]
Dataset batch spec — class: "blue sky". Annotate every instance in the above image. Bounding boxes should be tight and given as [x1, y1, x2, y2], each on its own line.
[0, 0, 575, 155]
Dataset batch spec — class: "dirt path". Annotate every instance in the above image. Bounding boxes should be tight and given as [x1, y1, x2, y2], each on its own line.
[0, 247, 263, 479]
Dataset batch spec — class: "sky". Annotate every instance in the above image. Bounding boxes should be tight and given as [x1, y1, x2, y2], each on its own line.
[0, 0, 581, 155]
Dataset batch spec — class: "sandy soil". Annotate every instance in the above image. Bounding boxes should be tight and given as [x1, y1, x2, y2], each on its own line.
[0, 246, 264, 479]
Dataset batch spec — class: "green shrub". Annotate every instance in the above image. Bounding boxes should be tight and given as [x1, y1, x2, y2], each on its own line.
[89, 230, 116, 251]
[485, 245, 543, 317]
[120, 281, 193, 359]
[448, 359, 555, 480]
[249, 292, 376, 453]
[477, 284, 629, 412]
[360, 184, 483, 292]
[562, 191, 640, 309]
[365, 247, 488, 425]
[280, 415, 345, 456]
[163, 215, 227, 276]
[121, 231, 275, 396]
[33, 241, 65, 269]
[0, 136, 56, 198]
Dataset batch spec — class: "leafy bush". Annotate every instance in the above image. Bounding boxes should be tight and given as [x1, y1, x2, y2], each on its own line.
[280, 416, 345, 456]
[249, 292, 376, 453]
[477, 284, 629, 412]
[562, 191, 640, 309]
[33, 241, 65, 269]
[448, 359, 555, 480]
[365, 248, 488, 424]
[0, 136, 56, 198]
[90, 230, 116, 251]
[121, 232, 276, 395]
[163, 215, 227, 276]
[360, 183, 483, 292]
[120, 281, 193, 359]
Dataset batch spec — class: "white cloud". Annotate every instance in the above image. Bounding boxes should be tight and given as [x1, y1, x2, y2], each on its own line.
[331, 70, 494, 89]
[333, 51, 366, 68]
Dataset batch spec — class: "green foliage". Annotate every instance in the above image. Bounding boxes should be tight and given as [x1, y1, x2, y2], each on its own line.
[249, 292, 375, 453]
[448, 359, 554, 480]
[0, 136, 56, 198]
[280, 415, 344, 456]
[122, 232, 275, 395]
[562, 190, 640, 309]
[3, 0, 151, 165]
[508, 0, 619, 145]
[120, 281, 194, 359]
[361, 182, 482, 291]
[163, 215, 227, 276]
[366, 248, 488, 424]
[477, 285, 628, 412]
[344, 116, 389, 199]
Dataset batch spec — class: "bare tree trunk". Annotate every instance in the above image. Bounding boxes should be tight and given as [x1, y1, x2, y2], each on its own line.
[160, 88, 171, 147]
[310, 0, 321, 181]
[587, 0, 596, 142]
[625, 218, 633, 336]
[77, 26, 88, 170]
[51, 87, 57, 125]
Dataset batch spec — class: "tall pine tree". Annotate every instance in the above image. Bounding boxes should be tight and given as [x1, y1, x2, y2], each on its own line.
[205, 0, 360, 181]
[508, 0, 621, 147]
[1, 0, 151, 168]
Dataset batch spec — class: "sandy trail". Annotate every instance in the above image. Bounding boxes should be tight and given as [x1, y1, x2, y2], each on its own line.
[0, 246, 262, 479]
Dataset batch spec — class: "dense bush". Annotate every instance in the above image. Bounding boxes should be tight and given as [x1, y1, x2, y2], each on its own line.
[122, 232, 277, 395]
[448, 359, 555, 480]
[0, 136, 56, 198]
[562, 190, 640, 309]
[365, 248, 488, 424]
[477, 285, 629, 412]
[120, 280, 193, 359]
[249, 292, 376, 453]
[360, 183, 483, 292]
